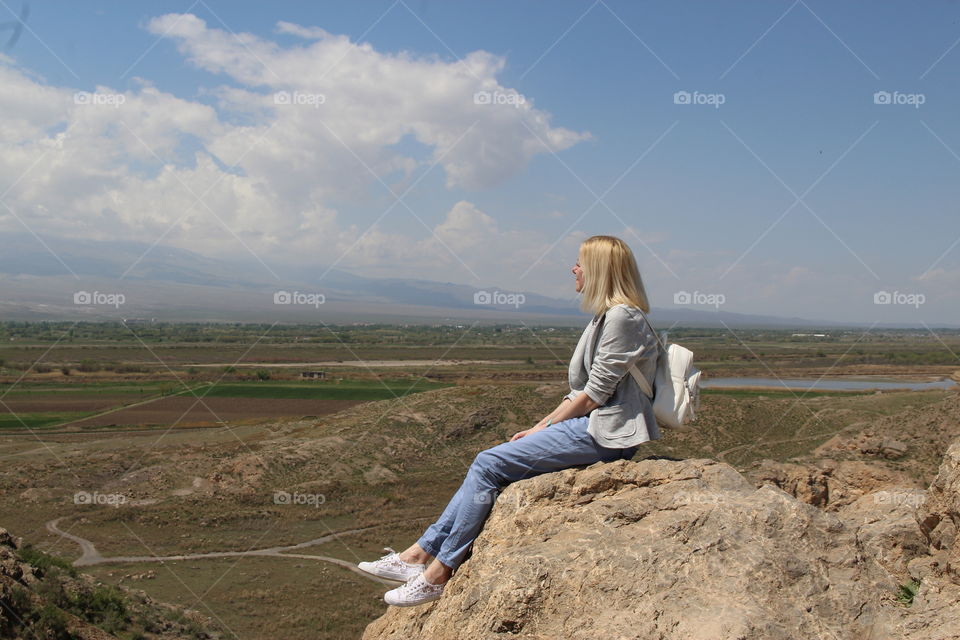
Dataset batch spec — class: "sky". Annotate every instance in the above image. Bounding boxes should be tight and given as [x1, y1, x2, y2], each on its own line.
[0, 0, 958, 324]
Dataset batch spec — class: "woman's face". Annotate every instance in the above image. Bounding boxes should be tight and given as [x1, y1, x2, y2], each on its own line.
[572, 255, 584, 293]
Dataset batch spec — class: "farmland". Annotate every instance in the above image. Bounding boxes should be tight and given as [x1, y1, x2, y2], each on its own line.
[1, 320, 958, 639]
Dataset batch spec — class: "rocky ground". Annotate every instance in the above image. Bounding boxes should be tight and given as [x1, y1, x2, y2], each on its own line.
[0, 527, 222, 639]
[3, 384, 957, 639]
[363, 397, 960, 640]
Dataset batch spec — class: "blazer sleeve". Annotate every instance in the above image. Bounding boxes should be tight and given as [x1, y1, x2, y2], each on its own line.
[583, 308, 652, 406]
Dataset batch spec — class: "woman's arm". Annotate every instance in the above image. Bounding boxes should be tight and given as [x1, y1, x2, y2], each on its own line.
[545, 393, 599, 424]
[509, 394, 601, 441]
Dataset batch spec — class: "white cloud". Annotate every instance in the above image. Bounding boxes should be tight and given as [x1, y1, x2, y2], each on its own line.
[433, 200, 497, 252]
[0, 14, 589, 287]
[145, 13, 589, 191]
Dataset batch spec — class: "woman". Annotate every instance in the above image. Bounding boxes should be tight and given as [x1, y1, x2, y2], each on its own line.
[358, 235, 662, 607]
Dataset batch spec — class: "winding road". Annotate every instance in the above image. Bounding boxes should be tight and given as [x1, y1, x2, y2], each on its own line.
[46, 516, 433, 585]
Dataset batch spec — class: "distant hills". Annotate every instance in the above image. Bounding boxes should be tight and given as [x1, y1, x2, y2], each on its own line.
[0, 232, 949, 328]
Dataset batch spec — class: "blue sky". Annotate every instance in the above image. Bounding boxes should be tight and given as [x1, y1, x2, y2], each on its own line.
[1, 0, 958, 323]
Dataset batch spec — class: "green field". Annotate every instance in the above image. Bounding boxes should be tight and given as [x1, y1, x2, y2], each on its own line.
[0, 379, 452, 431]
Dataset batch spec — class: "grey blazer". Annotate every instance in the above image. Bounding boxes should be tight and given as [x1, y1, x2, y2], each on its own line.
[564, 303, 661, 448]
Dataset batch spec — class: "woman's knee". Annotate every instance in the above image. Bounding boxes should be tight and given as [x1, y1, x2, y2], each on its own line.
[471, 447, 498, 468]
[470, 449, 503, 484]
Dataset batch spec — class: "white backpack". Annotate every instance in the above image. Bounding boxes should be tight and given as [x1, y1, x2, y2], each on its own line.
[628, 315, 701, 429]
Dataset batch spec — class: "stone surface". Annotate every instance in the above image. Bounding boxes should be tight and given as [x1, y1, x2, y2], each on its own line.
[363, 442, 960, 640]
[748, 459, 921, 511]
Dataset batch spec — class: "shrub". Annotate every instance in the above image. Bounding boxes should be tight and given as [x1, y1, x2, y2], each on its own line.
[70, 584, 129, 631]
[898, 579, 920, 606]
[77, 359, 100, 373]
[35, 603, 72, 639]
[17, 544, 77, 577]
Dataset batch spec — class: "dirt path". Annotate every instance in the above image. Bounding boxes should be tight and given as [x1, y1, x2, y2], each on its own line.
[190, 360, 515, 368]
[1, 423, 250, 439]
[46, 517, 102, 566]
[46, 516, 433, 585]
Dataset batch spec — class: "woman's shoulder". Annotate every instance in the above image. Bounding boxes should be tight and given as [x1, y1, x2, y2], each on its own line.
[604, 304, 650, 331]
[606, 303, 648, 321]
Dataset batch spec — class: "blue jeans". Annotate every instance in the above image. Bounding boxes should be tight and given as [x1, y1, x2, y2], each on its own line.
[416, 416, 639, 570]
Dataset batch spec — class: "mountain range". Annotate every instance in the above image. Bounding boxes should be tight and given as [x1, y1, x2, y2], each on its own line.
[0, 233, 946, 328]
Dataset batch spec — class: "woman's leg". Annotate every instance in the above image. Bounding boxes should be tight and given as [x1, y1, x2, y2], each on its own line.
[401, 480, 473, 563]
[430, 416, 624, 574]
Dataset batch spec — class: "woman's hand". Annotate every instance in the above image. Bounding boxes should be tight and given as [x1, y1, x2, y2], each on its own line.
[509, 423, 547, 442]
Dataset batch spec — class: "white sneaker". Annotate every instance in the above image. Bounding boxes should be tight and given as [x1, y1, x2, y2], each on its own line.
[357, 547, 425, 582]
[383, 573, 445, 607]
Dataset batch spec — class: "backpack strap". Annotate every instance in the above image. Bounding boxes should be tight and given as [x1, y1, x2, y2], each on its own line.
[629, 363, 654, 398]
[629, 310, 665, 399]
[637, 310, 667, 353]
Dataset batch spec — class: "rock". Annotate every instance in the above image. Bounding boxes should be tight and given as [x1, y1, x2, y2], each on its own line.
[918, 438, 960, 575]
[749, 460, 830, 507]
[888, 439, 960, 640]
[881, 439, 909, 459]
[838, 488, 929, 586]
[859, 437, 884, 455]
[364, 464, 399, 486]
[0, 527, 19, 550]
[18, 487, 53, 502]
[364, 438, 960, 640]
[363, 458, 912, 640]
[748, 459, 919, 510]
[445, 407, 499, 440]
[0, 526, 222, 639]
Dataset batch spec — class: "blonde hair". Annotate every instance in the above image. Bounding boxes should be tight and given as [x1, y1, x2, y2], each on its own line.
[578, 235, 650, 316]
